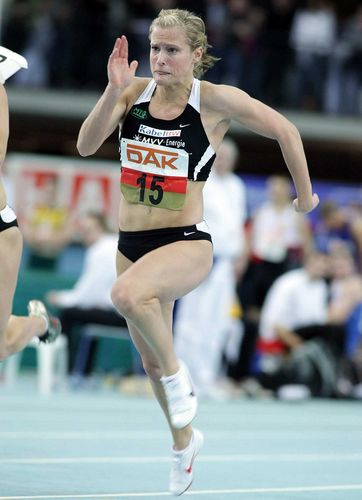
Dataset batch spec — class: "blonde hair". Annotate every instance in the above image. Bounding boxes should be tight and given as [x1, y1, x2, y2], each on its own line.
[149, 9, 219, 78]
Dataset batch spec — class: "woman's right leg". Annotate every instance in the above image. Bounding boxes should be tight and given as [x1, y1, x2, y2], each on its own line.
[115, 250, 193, 448]
[126, 315, 192, 451]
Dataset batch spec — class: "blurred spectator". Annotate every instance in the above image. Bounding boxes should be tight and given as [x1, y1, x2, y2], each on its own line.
[238, 175, 312, 323]
[174, 137, 247, 399]
[256, 246, 362, 397]
[21, 174, 73, 270]
[46, 211, 124, 373]
[262, 0, 296, 107]
[329, 246, 362, 326]
[47, 1, 75, 88]
[205, 0, 228, 47]
[257, 250, 347, 396]
[13, 0, 55, 87]
[335, 4, 362, 115]
[313, 200, 362, 271]
[66, 0, 111, 90]
[289, 0, 337, 111]
[1, 0, 32, 56]
[220, 0, 266, 98]
[257, 251, 329, 370]
[328, 247, 362, 392]
[204, 0, 229, 83]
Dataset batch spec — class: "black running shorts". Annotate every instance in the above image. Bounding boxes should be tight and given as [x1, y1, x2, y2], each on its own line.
[118, 221, 212, 262]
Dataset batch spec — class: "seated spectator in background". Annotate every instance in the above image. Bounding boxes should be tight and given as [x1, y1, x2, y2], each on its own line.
[22, 175, 73, 270]
[174, 137, 247, 399]
[46, 212, 125, 373]
[257, 251, 330, 373]
[313, 200, 362, 271]
[238, 174, 312, 323]
[257, 249, 358, 397]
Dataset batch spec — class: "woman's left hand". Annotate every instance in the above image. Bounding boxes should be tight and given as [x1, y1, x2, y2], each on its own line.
[293, 193, 319, 214]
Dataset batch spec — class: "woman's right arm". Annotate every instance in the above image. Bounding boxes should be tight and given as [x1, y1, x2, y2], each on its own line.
[77, 36, 138, 157]
[0, 85, 9, 168]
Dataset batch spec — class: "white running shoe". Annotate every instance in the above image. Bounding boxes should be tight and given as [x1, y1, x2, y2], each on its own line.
[27, 300, 61, 344]
[169, 428, 204, 496]
[161, 360, 197, 429]
[0, 46, 28, 84]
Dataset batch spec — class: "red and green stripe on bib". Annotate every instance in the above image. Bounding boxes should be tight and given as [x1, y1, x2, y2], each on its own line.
[120, 167, 187, 211]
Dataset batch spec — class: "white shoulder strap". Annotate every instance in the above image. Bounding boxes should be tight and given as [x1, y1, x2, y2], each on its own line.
[134, 79, 156, 104]
[188, 78, 200, 113]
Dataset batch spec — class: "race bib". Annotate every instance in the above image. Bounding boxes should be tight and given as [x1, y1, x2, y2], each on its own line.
[120, 138, 189, 211]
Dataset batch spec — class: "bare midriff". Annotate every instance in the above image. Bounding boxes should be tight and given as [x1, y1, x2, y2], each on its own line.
[118, 180, 205, 231]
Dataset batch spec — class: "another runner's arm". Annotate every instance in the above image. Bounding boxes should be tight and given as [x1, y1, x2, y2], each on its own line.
[0, 85, 9, 167]
[77, 36, 138, 157]
[209, 84, 319, 214]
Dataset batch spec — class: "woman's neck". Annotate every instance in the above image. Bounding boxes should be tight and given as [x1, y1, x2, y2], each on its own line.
[154, 78, 194, 103]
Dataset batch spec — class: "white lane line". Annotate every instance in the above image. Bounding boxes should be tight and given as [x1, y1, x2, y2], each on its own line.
[0, 430, 361, 440]
[0, 431, 169, 440]
[1, 484, 362, 499]
[1, 452, 362, 465]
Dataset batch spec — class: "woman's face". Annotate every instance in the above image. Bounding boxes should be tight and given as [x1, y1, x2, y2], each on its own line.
[149, 26, 201, 85]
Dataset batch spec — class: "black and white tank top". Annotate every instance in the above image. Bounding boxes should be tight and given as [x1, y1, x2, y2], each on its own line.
[119, 78, 216, 211]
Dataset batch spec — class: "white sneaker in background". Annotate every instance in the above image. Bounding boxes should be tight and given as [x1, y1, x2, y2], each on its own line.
[169, 428, 204, 496]
[277, 384, 311, 401]
[161, 360, 197, 429]
[0, 46, 28, 84]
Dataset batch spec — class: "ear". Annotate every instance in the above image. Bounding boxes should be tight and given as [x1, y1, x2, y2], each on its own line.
[193, 47, 203, 63]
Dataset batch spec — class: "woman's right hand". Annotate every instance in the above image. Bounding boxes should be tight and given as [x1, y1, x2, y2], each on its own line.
[107, 36, 138, 90]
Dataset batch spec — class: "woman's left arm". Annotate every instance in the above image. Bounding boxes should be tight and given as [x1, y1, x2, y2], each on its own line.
[211, 84, 319, 214]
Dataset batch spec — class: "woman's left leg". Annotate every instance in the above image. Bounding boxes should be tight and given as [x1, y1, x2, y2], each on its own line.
[0, 226, 49, 360]
[126, 304, 192, 451]
[0, 223, 61, 361]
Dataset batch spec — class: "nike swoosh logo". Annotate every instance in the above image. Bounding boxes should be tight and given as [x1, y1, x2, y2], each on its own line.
[179, 124, 191, 128]
[184, 231, 196, 236]
[185, 451, 196, 474]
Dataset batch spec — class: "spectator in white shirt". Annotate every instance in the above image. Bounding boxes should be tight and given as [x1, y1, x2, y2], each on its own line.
[46, 212, 125, 372]
[257, 250, 346, 390]
[174, 137, 247, 398]
[259, 251, 329, 353]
